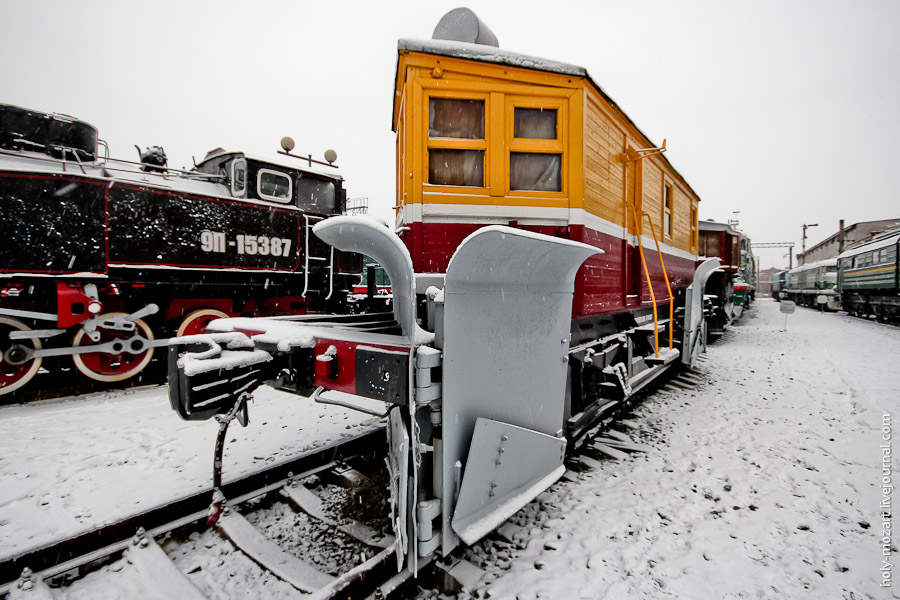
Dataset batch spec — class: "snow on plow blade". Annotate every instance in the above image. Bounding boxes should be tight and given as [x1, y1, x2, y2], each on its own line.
[440, 227, 600, 551]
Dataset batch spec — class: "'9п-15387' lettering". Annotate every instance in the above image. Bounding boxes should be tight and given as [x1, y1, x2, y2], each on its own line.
[200, 231, 292, 257]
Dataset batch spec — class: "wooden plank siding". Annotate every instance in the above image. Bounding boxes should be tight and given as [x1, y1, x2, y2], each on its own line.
[581, 85, 698, 256]
[583, 88, 625, 227]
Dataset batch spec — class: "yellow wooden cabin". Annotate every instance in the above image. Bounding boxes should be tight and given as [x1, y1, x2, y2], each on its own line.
[392, 17, 701, 321]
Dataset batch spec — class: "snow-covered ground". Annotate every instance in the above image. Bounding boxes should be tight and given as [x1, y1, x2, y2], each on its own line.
[0, 385, 377, 560]
[466, 299, 896, 600]
[0, 299, 896, 600]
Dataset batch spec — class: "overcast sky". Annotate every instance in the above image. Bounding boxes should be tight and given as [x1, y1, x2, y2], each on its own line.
[3, 0, 898, 269]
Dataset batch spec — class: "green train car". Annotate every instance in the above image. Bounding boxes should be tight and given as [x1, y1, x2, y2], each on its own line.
[838, 229, 900, 322]
[786, 258, 840, 311]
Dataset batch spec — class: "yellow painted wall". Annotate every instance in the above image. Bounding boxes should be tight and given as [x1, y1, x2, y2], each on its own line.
[395, 50, 700, 254]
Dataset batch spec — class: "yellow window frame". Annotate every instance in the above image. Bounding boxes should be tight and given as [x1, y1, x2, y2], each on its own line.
[662, 180, 674, 241]
[424, 90, 490, 191]
[505, 96, 567, 197]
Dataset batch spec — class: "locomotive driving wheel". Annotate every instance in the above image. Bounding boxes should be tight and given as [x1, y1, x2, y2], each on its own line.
[0, 316, 43, 395]
[175, 309, 229, 337]
[72, 312, 155, 382]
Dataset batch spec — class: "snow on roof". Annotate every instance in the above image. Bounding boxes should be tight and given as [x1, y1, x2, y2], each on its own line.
[789, 257, 838, 273]
[699, 220, 740, 236]
[0, 146, 340, 208]
[398, 38, 586, 78]
[0, 149, 233, 198]
[837, 229, 900, 259]
[207, 150, 343, 181]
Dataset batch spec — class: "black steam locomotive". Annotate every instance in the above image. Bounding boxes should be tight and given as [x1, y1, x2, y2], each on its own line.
[0, 103, 362, 395]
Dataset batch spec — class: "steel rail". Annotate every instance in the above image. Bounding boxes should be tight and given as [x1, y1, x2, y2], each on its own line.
[0, 425, 385, 591]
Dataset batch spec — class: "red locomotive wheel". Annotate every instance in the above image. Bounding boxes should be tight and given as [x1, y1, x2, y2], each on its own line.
[72, 313, 155, 382]
[175, 309, 229, 337]
[0, 316, 43, 395]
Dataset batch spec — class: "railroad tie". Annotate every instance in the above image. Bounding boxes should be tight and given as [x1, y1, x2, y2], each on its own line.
[217, 510, 334, 593]
[593, 437, 651, 454]
[590, 442, 629, 461]
[125, 535, 208, 600]
[281, 484, 394, 549]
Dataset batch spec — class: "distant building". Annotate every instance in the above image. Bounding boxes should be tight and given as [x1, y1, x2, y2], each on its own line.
[797, 218, 900, 265]
[757, 266, 783, 295]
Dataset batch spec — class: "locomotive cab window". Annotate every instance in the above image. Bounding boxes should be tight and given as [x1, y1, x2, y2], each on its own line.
[427, 97, 486, 187]
[231, 158, 247, 197]
[296, 176, 336, 214]
[509, 104, 562, 192]
[257, 169, 292, 203]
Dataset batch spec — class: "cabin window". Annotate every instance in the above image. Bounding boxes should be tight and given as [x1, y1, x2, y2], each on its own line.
[257, 169, 292, 203]
[429, 99, 484, 139]
[427, 98, 486, 187]
[231, 159, 247, 197]
[428, 149, 485, 187]
[509, 153, 561, 191]
[514, 108, 556, 139]
[296, 176, 336, 214]
[508, 105, 563, 192]
[663, 184, 673, 238]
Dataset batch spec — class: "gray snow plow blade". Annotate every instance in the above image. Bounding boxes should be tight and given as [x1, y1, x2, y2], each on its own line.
[681, 257, 720, 367]
[452, 418, 566, 545]
[441, 226, 600, 551]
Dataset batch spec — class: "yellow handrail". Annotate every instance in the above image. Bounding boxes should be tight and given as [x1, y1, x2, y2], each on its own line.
[622, 140, 673, 358]
[642, 213, 675, 352]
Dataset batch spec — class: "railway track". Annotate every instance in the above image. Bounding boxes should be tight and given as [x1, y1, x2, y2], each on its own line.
[0, 355, 709, 600]
[0, 426, 404, 600]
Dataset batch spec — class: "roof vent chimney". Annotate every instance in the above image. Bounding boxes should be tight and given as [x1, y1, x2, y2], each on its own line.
[432, 8, 499, 47]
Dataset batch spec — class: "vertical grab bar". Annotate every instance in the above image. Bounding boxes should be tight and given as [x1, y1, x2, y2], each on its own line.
[301, 214, 333, 300]
[642, 213, 675, 352]
[302, 214, 312, 298]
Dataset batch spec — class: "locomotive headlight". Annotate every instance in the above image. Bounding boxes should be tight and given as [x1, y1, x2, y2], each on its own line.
[88, 301, 103, 315]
